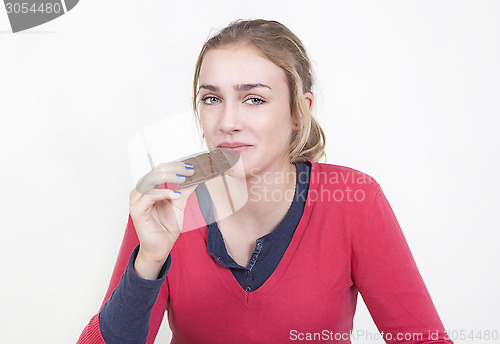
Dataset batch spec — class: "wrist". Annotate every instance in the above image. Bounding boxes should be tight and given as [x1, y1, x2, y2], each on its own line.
[134, 248, 168, 280]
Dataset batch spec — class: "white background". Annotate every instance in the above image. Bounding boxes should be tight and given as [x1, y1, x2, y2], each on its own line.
[1, 1, 499, 343]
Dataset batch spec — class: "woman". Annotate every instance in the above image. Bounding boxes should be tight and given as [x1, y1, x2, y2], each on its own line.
[78, 19, 453, 343]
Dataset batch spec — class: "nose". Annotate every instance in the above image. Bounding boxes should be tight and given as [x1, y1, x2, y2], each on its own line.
[218, 101, 242, 135]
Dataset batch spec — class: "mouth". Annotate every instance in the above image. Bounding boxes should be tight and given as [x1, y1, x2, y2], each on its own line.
[217, 143, 254, 153]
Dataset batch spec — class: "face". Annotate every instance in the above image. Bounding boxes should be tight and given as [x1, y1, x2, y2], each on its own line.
[197, 44, 296, 178]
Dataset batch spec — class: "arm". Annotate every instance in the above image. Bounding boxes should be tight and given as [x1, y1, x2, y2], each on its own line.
[76, 215, 169, 344]
[352, 188, 453, 344]
[77, 162, 196, 343]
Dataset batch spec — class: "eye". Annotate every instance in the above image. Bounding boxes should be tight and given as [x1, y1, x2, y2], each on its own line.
[245, 97, 265, 105]
[201, 96, 220, 105]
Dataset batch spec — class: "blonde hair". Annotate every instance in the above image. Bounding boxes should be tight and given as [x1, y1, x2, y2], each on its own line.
[193, 19, 326, 163]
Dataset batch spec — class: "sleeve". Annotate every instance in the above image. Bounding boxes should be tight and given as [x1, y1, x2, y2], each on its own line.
[76, 215, 170, 344]
[352, 188, 453, 344]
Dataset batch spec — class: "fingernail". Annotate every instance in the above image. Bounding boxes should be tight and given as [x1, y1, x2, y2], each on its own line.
[173, 190, 181, 195]
[176, 174, 186, 178]
[184, 162, 193, 167]
[185, 165, 194, 170]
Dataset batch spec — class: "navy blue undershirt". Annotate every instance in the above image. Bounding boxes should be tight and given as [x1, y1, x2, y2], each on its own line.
[99, 162, 310, 343]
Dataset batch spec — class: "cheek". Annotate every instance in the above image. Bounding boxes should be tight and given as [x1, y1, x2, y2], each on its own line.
[199, 116, 220, 149]
[199, 113, 214, 133]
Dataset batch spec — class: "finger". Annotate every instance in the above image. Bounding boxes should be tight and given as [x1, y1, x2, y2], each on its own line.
[171, 183, 198, 205]
[145, 188, 182, 198]
[136, 162, 195, 194]
[136, 165, 179, 194]
[130, 188, 182, 213]
[129, 178, 186, 206]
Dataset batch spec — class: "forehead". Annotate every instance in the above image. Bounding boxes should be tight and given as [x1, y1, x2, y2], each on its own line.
[199, 44, 288, 88]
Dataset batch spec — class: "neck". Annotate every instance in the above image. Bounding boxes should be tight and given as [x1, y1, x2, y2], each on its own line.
[218, 161, 297, 238]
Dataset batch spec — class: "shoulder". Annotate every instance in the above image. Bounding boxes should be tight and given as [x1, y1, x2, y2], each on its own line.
[308, 161, 381, 196]
[303, 161, 384, 215]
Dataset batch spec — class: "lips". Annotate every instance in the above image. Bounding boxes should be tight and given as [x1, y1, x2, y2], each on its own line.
[218, 142, 252, 148]
[217, 142, 253, 152]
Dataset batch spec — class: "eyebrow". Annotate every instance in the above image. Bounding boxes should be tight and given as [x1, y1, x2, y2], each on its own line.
[198, 83, 272, 93]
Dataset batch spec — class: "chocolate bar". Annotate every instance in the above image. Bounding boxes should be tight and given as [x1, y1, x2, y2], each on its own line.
[177, 148, 240, 189]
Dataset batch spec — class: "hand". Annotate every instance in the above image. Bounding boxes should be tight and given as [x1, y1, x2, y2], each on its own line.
[129, 162, 196, 279]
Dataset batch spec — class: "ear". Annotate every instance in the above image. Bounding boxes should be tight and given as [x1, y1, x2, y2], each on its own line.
[303, 92, 314, 112]
[292, 92, 314, 131]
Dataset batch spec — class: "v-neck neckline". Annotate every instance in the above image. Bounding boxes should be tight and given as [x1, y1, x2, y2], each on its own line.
[196, 161, 318, 307]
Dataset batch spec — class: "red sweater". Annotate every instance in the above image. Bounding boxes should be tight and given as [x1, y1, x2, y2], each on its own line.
[78, 162, 452, 343]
